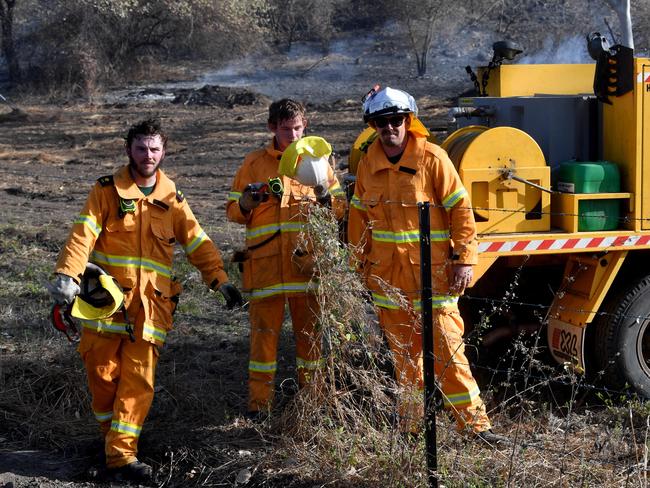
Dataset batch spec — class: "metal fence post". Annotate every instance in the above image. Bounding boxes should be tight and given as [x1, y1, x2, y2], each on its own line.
[418, 201, 438, 488]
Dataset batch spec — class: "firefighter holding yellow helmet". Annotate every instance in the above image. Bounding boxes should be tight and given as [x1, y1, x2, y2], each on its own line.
[49, 119, 242, 481]
[227, 99, 346, 419]
[348, 87, 506, 444]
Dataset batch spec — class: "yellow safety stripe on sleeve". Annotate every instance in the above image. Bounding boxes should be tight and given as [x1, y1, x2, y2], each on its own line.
[372, 292, 459, 310]
[371, 229, 450, 244]
[94, 410, 113, 422]
[74, 214, 102, 238]
[228, 191, 242, 201]
[80, 318, 131, 335]
[143, 322, 168, 344]
[184, 229, 209, 256]
[245, 221, 305, 239]
[442, 188, 468, 211]
[249, 360, 277, 373]
[350, 195, 366, 211]
[91, 250, 172, 279]
[442, 386, 481, 408]
[296, 357, 324, 371]
[248, 282, 310, 300]
[110, 419, 142, 437]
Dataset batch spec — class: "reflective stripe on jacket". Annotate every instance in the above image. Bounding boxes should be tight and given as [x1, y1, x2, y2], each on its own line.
[56, 165, 229, 345]
[347, 133, 477, 306]
[226, 140, 345, 300]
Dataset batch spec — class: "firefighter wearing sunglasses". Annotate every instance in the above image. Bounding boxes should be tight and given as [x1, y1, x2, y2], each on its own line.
[348, 86, 507, 445]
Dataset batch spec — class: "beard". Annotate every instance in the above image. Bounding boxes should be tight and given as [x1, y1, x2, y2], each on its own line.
[129, 155, 162, 179]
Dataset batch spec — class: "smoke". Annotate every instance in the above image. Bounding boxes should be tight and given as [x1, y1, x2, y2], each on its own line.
[518, 36, 592, 64]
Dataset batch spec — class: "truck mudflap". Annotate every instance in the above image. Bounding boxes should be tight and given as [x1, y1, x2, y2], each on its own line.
[548, 318, 586, 373]
[546, 251, 627, 374]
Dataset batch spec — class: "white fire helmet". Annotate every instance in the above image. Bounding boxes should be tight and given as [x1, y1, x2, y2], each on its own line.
[362, 86, 418, 122]
[278, 136, 332, 187]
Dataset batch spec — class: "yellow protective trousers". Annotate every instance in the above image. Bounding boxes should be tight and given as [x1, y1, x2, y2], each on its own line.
[378, 306, 491, 433]
[248, 294, 321, 412]
[77, 307, 157, 469]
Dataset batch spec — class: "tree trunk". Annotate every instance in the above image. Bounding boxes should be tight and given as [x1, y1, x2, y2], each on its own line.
[0, 0, 20, 84]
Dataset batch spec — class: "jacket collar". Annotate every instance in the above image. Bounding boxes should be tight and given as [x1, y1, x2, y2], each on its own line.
[113, 165, 174, 200]
[265, 139, 283, 160]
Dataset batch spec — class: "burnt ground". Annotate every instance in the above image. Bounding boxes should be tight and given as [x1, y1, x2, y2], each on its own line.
[1, 34, 648, 487]
[0, 85, 454, 488]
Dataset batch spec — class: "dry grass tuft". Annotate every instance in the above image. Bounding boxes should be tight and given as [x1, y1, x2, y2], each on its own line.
[2, 214, 650, 486]
[260, 205, 650, 487]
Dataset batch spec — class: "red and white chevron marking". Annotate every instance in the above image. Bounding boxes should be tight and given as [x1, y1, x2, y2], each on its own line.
[478, 234, 650, 254]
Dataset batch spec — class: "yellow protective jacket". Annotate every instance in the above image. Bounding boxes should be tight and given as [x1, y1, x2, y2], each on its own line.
[348, 133, 477, 310]
[227, 140, 345, 301]
[56, 165, 229, 345]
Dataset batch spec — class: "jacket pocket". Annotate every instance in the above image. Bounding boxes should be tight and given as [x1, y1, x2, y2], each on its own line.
[145, 282, 174, 330]
[242, 254, 281, 291]
[150, 214, 176, 261]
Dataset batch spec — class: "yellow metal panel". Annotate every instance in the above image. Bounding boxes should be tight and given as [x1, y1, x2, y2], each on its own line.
[479, 64, 595, 97]
[601, 59, 650, 232]
[470, 255, 497, 287]
[461, 166, 550, 233]
[551, 192, 633, 233]
[549, 251, 627, 327]
[641, 61, 650, 230]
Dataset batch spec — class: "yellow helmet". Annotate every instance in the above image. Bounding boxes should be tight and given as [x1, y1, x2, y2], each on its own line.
[70, 263, 124, 320]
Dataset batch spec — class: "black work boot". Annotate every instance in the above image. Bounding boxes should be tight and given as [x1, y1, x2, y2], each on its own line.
[473, 429, 510, 446]
[109, 459, 153, 482]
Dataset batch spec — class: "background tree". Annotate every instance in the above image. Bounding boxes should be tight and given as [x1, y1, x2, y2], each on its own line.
[10, 0, 267, 95]
[0, 0, 19, 84]
[263, 0, 341, 51]
[393, 0, 467, 76]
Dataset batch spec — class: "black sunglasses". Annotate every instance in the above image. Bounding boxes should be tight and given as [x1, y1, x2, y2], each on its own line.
[372, 115, 406, 128]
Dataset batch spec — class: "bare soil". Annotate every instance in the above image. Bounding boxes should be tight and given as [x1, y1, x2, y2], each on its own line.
[1, 41, 648, 488]
[0, 77, 454, 487]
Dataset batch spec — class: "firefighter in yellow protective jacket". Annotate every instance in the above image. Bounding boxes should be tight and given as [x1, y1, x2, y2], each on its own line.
[49, 119, 242, 481]
[227, 99, 345, 417]
[348, 87, 505, 444]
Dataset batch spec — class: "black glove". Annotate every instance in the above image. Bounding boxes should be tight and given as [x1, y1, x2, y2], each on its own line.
[314, 184, 332, 207]
[239, 183, 269, 212]
[218, 283, 244, 309]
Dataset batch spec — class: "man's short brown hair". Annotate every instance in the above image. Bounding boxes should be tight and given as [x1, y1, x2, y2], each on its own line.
[125, 119, 168, 149]
[268, 99, 306, 125]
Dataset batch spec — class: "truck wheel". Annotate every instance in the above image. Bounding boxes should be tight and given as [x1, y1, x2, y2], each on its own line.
[593, 276, 650, 398]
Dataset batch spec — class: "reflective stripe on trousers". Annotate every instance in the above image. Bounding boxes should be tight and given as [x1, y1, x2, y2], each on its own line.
[248, 294, 321, 411]
[77, 306, 158, 469]
[377, 306, 491, 433]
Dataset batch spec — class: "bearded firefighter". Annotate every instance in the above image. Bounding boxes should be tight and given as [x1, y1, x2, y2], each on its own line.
[49, 119, 242, 481]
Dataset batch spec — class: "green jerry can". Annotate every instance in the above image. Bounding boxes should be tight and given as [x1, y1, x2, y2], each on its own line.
[556, 161, 620, 231]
